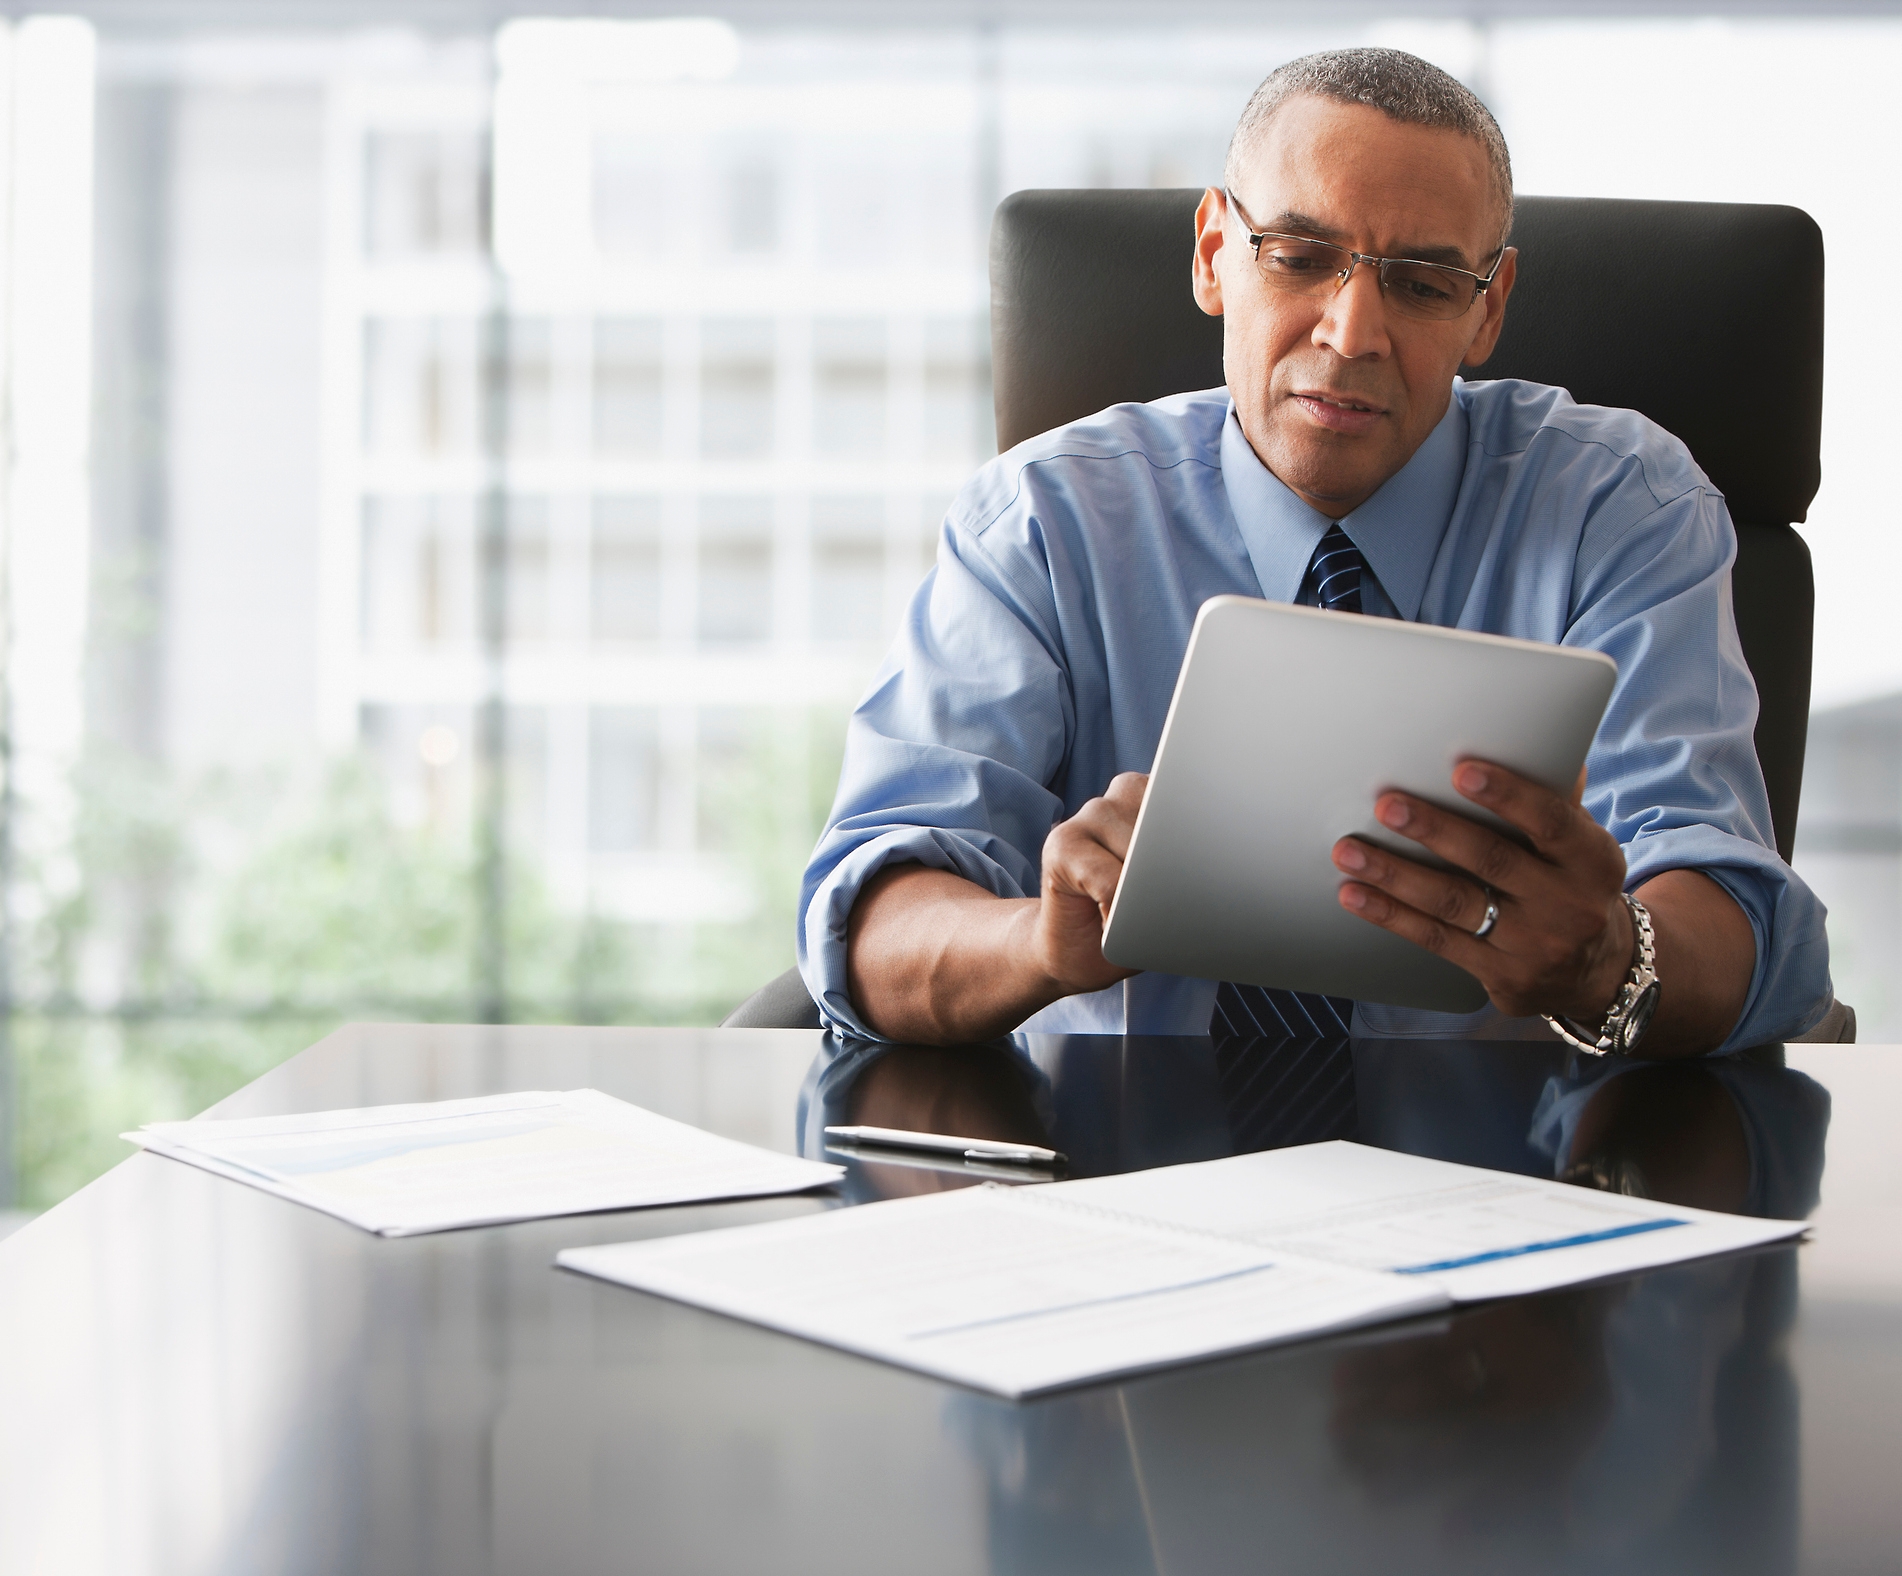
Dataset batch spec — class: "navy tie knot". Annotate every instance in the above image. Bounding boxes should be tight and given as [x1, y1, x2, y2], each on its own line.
[1308, 523, 1365, 614]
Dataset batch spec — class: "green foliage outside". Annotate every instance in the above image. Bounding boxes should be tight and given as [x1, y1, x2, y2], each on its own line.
[2, 710, 848, 1211]
[9, 1014, 331, 1210]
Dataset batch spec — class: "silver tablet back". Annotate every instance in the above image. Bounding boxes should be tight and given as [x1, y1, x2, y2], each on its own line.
[1099, 597, 1618, 1013]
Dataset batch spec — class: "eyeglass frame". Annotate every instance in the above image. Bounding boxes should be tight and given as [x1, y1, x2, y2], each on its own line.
[1222, 188, 1508, 319]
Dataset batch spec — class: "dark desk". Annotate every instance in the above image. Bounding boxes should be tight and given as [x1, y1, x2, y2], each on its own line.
[0, 1024, 1896, 1575]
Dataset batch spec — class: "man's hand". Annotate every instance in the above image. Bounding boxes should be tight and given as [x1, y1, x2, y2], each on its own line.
[1030, 771, 1148, 995]
[1330, 759, 1754, 1055]
[846, 773, 1148, 1044]
[1330, 761, 1631, 1023]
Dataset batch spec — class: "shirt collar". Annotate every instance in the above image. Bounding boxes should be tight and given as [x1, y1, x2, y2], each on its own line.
[1220, 386, 1469, 621]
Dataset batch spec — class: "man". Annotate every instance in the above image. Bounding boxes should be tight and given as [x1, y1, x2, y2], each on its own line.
[798, 47, 1832, 1054]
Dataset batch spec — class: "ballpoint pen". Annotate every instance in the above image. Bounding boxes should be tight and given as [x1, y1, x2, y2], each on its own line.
[822, 1124, 1066, 1167]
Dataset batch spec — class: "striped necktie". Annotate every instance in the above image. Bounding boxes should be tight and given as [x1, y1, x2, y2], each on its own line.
[1209, 525, 1366, 1036]
[1306, 521, 1365, 613]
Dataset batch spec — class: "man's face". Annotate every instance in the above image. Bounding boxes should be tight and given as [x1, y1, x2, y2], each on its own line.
[1193, 95, 1517, 519]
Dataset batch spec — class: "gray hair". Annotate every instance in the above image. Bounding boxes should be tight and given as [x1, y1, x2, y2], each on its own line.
[1224, 47, 1514, 247]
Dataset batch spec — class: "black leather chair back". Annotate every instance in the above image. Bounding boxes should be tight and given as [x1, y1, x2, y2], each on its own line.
[989, 189, 1824, 860]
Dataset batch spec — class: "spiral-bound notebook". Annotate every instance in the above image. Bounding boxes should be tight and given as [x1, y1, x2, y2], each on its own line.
[557, 1143, 1805, 1398]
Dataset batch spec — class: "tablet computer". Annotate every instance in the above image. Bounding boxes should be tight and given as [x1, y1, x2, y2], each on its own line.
[1099, 597, 1619, 1013]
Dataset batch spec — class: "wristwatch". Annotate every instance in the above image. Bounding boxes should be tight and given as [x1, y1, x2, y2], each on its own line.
[1542, 893, 1660, 1056]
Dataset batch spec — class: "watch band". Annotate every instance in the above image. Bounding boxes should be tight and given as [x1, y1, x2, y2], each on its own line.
[1542, 894, 1659, 1056]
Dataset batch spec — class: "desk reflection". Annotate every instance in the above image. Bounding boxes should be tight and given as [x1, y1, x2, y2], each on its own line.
[799, 1032, 1828, 1215]
[799, 1032, 1829, 1574]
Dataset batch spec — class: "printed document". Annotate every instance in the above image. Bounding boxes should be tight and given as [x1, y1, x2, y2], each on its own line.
[559, 1140, 1804, 1397]
[1055, 1141, 1806, 1301]
[128, 1089, 843, 1236]
[559, 1184, 1449, 1398]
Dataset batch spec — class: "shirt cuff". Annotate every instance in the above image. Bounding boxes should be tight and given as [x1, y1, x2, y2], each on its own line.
[1621, 823, 1833, 1052]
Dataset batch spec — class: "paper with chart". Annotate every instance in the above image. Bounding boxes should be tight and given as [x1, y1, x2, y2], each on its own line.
[560, 1141, 1805, 1394]
[128, 1089, 843, 1236]
[1056, 1141, 1806, 1301]
[558, 1183, 1449, 1399]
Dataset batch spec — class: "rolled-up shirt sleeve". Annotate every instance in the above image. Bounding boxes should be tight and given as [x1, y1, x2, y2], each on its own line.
[797, 512, 1073, 1037]
[1565, 483, 1832, 1049]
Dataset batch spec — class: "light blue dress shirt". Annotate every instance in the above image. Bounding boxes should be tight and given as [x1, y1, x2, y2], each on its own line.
[798, 378, 1832, 1048]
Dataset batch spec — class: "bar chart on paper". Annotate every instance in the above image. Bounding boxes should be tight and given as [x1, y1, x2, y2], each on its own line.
[1059, 1142, 1805, 1301]
[558, 1141, 1805, 1395]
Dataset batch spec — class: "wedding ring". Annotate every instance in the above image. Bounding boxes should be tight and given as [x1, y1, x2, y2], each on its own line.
[1472, 899, 1500, 940]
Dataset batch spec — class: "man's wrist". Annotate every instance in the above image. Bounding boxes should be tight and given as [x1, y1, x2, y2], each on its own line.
[1012, 898, 1075, 1009]
[1545, 894, 1661, 1057]
[1570, 893, 1638, 1022]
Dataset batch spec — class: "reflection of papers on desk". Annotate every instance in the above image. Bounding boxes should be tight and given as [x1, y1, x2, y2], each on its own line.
[128, 1090, 843, 1237]
[1057, 1141, 1807, 1302]
[560, 1140, 1805, 1398]
[560, 1184, 1446, 1398]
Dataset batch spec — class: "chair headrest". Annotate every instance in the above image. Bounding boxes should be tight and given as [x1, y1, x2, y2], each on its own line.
[989, 189, 1823, 526]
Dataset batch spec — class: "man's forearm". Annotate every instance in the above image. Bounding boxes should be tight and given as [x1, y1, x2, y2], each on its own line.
[1627, 868, 1755, 1058]
[846, 866, 1066, 1043]
[845, 778, 1148, 1044]
[840, 811, 1758, 1054]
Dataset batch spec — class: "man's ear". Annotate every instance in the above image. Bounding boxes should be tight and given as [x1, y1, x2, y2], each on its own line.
[1458, 246, 1517, 368]
[1192, 186, 1226, 318]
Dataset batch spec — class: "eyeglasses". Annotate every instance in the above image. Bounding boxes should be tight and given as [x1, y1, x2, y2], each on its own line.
[1225, 190, 1505, 323]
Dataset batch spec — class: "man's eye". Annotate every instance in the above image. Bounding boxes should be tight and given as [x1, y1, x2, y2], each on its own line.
[1391, 270, 1458, 303]
[1265, 251, 1334, 274]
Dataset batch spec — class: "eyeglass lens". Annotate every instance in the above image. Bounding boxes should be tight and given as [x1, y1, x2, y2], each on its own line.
[1254, 239, 1478, 321]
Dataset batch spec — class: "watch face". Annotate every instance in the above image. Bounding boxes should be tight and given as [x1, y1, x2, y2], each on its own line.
[1620, 981, 1662, 1053]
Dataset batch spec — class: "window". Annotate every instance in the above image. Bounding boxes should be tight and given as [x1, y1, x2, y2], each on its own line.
[812, 154, 890, 263]
[810, 495, 885, 643]
[505, 497, 552, 644]
[590, 707, 662, 852]
[697, 495, 774, 643]
[696, 707, 772, 852]
[363, 129, 488, 257]
[924, 315, 991, 463]
[724, 158, 779, 255]
[592, 496, 664, 642]
[593, 317, 665, 458]
[700, 318, 774, 460]
[812, 317, 885, 460]
[506, 317, 554, 458]
[594, 137, 671, 262]
[362, 316, 482, 459]
[505, 704, 550, 854]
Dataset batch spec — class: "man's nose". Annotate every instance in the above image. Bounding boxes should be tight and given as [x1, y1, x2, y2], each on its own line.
[1312, 263, 1391, 361]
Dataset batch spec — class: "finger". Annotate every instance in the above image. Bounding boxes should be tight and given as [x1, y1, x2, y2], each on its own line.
[1333, 837, 1494, 936]
[1371, 791, 1542, 899]
[1337, 880, 1492, 978]
[1450, 760, 1596, 860]
[1044, 828, 1128, 909]
[1104, 771, 1149, 813]
[1065, 791, 1140, 860]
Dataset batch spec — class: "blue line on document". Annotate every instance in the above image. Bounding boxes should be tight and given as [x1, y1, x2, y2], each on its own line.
[905, 1262, 1279, 1341]
[1392, 1218, 1687, 1275]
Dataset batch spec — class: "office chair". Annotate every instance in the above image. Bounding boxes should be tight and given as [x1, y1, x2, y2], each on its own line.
[726, 188, 1853, 1041]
